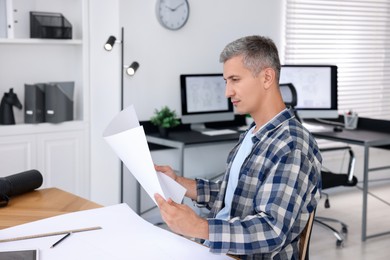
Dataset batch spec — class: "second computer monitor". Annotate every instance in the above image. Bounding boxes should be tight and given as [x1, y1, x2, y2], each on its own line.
[180, 73, 234, 131]
[279, 65, 338, 119]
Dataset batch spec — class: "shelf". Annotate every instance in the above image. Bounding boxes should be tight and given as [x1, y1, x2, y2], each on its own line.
[0, 38, 82, 45]
[0, 120, 87, 136]
[0, 0, 90, 200]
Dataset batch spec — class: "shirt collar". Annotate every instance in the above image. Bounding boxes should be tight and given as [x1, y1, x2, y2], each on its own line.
[247, 108, 296, 142]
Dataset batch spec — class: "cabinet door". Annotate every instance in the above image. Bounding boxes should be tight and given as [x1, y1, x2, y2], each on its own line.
[36, 130, 88, 197]
[0, 135, 37, 177]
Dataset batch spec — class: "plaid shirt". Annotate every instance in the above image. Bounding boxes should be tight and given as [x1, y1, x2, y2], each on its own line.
[196, 109, 322, 259]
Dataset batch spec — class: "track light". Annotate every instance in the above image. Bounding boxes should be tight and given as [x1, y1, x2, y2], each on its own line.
[125, 62, 140, 76]
[104, 36, 117, 51]
[104, 34, 140, 76]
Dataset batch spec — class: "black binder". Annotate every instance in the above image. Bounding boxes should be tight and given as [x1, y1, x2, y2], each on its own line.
[24, 83, 45, 123]
[45, 82, 74, 123]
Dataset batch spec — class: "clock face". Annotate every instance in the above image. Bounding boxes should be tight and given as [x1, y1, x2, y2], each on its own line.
[156, 0, 190, 30]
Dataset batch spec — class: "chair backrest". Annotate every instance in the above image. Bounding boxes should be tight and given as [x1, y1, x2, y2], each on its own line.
[280, 83, 301, 123]
[280, 83, 298, 108]
[299, 210, 316, 260]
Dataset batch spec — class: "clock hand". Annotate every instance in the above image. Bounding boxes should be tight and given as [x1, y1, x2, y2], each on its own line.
[171, 2, 184, 11]
[164, 4, 175, 11]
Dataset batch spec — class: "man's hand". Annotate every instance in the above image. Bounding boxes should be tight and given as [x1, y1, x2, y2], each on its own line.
[154, 193, 209, 240]
[155, 165, 177, 181]
[154, 164, 197, 199]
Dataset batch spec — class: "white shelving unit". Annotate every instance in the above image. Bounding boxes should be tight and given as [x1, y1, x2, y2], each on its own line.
[0, 39, 83, 44]
[0, 0, 90, 198]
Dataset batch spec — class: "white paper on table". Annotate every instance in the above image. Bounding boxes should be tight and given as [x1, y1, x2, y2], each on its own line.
[103, 105, 186, 204]
[0, 204, 231, 260]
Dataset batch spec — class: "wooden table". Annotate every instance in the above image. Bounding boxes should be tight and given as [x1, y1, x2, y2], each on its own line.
[0, 188, 101, 229]
[1, 188, 240, 259]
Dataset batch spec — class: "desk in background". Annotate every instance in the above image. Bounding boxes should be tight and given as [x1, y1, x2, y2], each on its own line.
[126, 119, 245, 216]
[310, 117, 390, 241]
[146, 129, 242, 175]
[143, 116, 245, 176]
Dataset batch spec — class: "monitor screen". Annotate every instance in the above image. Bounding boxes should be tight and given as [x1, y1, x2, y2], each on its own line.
[279, 65, 338, 119]
[180, 74, 234, 130]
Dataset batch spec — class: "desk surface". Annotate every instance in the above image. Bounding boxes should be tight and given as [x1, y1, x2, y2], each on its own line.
[310, 117, 390, 241]
[312, 128, 390, 147]
[307, 116, 390, 147]
[0, 188, 101, 229]
[147, 129, 242, 145]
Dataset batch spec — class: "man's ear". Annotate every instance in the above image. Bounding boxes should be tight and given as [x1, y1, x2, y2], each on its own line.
[263, 68, 276, 90]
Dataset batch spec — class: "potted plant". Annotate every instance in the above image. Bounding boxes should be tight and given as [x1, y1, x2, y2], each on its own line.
[150, 106, 180, 137]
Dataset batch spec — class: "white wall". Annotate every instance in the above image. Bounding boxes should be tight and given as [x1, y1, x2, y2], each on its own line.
[89, 0, 284, 206]
[89, 0, 122, 205]
[120, 0, 284, 120]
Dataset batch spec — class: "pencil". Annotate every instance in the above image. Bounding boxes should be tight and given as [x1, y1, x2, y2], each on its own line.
[50, 232, 71, 248]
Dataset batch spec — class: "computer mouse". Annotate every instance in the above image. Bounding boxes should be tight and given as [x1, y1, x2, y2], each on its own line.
[333, 126, 343, 132]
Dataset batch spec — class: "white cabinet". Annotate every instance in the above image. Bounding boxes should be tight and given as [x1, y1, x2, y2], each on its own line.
[0, 0, 90, 198]
[0, 122, 89, 198]
[0, 134, 36, 174]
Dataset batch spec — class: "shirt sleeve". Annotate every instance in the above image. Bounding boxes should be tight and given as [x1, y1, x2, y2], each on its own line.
[207, 149, 321, 255]
[194, 178, 222, 209]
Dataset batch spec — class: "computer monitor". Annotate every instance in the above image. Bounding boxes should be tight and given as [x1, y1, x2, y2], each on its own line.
[180, 73, 234, 131]
[279, 65, 338, 119]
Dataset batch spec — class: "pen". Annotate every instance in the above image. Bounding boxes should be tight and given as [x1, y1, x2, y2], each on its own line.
[50, 232, 72, 248]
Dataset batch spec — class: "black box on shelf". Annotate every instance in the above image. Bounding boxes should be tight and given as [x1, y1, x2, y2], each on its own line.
[45, 82, 74, 123]
[30, 11, 72, 39]
[24, 83, 45, 124]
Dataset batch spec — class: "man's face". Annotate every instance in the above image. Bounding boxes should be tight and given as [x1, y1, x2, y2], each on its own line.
[223, 55, 265, 115]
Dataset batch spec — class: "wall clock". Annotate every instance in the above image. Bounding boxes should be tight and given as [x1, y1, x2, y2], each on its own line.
[156, 0, 190, 30]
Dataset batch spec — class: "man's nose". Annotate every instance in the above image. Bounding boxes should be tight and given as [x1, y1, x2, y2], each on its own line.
[225, 84, 234, 98]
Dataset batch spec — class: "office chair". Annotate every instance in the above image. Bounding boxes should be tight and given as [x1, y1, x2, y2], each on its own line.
[279, 83, 300, 121]
[280, 82, 358, 247]
[316, 146, 357, 247]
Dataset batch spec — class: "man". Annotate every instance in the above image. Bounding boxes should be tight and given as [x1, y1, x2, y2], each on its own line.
[154, 35, 322, 259]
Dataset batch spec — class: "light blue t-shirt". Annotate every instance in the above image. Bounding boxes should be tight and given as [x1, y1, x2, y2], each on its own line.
[215, 126, 256, 220]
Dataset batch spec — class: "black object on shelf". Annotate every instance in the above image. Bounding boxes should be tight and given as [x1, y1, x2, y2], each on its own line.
[45, 82, 74, 123]
[23, 81, 75, 124]
[30, 11, 72, 39]
[24, 83, 45, 124]
[0, 88, 22, 125]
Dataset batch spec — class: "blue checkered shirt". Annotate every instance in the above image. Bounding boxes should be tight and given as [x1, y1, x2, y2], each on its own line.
[195, 109, 322, 259]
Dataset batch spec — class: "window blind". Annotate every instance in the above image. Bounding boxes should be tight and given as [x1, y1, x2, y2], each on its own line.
[284, 0, 390, 120]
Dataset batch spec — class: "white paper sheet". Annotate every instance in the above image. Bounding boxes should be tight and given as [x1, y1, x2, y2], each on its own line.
[0, 204, 231, 259]
[103, 105, 186, 204]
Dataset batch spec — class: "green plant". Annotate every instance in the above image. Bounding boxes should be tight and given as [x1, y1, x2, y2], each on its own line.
[150, 106, 180, 128]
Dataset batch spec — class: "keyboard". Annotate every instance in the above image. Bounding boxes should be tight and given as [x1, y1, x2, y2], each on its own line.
[201, 129, 238, 136]
[302, 123, 333, 133]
